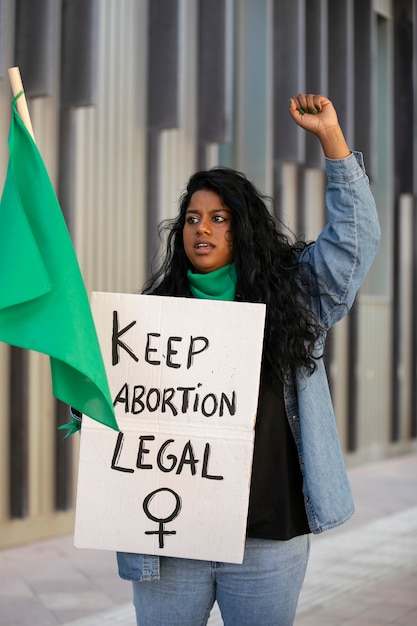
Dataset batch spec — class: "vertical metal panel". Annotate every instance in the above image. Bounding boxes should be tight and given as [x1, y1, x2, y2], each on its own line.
[393, 0, 414, 195]
[305, 0, 328, 97]
[280, 163, 300, 234]
[302, 168, 326, 240]
[295, 166, 306, 237]
[55, 0, 94, 302]
[55, 400, 73, 510]
[328, 0, 354, 145]
[356, 300, 391, 455]
[76, 0, 116, 290]
[29, 97, 61, 183]
[0, 344, 9, 522]
[273, 0, 306, 163]
[391, 195, 414, 443]
[0, 1, 13, 107]
[146, 0, 181, 269]
[198, 0, 232, 144]
[392, 1, 414, 445]
[148, 0, 180, 129]
[28, 352, 55, 518]
[391, 192, 401, 442]
[0, 0, 14, 527]
[0, 0, 7, 77]
[354, 0, 376, 176]
[160, 130, 198, 225]
[347, 304, 360, 452]
[305, 0, 328, 167]
[72, 0, 148, 295]
[59, 0, 99, 236]
[158, 1, 198, 224]
[361, 13, 393, 298]
[233, 0, 273, 194]
[60, 0, 99, 107]
[395, 195, 413, 441]
[412, 194, 417, 438]
[9, 347, 29, 518]
[146, 129, 162, 271]
[14, 0, 56, 96]
[148, 0, 198, 272]
[57, 110, 75, 228]
[414, 0, 417, 195]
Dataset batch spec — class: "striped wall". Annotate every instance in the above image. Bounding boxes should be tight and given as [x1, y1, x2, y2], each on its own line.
[0, 0, 416, 548]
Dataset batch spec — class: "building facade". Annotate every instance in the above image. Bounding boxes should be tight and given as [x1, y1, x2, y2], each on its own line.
[0, 0, 416, 548]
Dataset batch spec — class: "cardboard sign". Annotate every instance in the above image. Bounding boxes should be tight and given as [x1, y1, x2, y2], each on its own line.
[74, 292, 265, 564]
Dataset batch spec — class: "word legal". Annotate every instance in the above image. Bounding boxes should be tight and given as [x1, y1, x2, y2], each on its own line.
[111, 432, 224, 480]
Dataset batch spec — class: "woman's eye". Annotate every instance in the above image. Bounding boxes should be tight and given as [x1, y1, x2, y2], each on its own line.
[213, 215, 226, 223]
[187, 216, 199, 224]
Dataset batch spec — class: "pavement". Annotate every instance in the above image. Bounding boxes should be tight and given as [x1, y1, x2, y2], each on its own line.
[0, 452, 416, 626]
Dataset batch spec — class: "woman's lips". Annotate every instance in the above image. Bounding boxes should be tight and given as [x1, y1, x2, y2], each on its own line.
[194, 242, 214, 254]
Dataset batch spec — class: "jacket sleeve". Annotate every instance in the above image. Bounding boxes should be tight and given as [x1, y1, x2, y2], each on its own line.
[299, 151, 381, 329]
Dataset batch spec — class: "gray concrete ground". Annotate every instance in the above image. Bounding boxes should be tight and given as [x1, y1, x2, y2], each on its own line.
[0, 452, 416, 626]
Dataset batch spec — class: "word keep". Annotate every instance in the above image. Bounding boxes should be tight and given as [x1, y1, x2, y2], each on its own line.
[112, 311, 209, 369]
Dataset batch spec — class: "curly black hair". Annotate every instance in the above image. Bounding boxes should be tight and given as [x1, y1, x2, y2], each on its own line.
[143, 167, 326, 383]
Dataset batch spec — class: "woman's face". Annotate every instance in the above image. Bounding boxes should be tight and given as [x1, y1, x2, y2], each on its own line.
[183, 189, 233, 273]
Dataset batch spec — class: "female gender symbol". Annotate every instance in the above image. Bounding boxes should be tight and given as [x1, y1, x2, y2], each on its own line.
[143, 487, 182, 548]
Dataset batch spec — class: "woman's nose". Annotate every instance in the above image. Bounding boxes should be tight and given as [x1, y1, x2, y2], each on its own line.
[197, 218, 211, 234]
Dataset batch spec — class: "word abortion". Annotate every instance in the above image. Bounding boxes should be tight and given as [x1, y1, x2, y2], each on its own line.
[113, 383, 236, 418]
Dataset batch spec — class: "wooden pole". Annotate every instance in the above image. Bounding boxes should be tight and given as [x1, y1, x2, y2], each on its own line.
[8, 66, 36, 142]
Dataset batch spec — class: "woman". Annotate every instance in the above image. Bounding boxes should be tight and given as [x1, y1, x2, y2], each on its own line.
[104, 94, 380, 625]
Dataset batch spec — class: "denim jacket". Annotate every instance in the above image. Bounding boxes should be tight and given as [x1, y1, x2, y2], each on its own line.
[117, 151, 381, 582]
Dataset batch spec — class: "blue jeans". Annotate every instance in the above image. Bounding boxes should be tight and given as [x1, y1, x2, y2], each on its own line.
[132, 535, 310, 625]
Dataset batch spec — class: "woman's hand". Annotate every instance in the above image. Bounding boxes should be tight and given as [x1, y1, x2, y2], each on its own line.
[288, 93, 351, 159]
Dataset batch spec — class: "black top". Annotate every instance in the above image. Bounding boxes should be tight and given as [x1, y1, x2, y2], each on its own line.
[246, 367, 310, 540]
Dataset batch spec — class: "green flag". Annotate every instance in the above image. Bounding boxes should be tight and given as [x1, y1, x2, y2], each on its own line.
[0, 94, 118, 433]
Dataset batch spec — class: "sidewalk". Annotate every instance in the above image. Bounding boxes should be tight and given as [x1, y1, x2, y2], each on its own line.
[0, 452, 416, 626]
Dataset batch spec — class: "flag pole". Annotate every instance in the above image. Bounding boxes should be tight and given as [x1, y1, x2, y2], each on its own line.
[8, 66, 36, 142]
